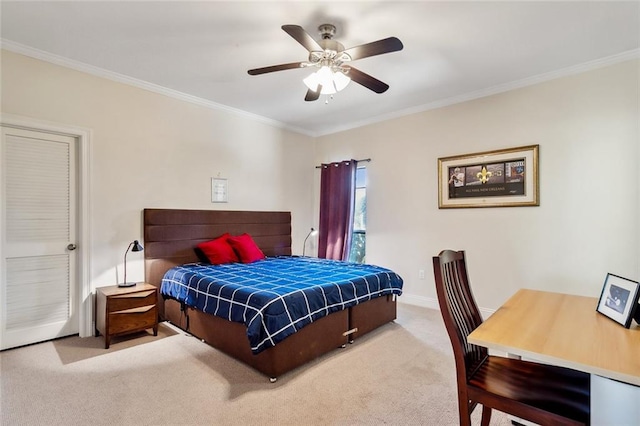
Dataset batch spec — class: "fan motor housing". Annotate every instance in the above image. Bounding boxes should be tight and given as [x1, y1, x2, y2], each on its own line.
[318, 23, 336, 39]
[319, 39, 345, 54]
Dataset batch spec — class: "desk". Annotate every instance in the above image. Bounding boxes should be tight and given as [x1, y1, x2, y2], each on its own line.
[468, 289, 640, 425]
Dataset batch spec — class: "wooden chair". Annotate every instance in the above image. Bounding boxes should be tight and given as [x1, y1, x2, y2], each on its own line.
[432, 250, 590, 426]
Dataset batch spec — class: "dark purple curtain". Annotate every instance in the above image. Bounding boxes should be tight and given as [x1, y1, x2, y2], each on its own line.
[317, 160, 357, 261]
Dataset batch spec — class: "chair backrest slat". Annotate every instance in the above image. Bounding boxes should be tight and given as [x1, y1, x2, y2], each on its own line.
[433, 250, 487, 379]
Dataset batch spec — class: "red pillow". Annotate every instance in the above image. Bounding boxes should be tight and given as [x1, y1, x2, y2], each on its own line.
[196, 233, 239, 265]
[227, 233, 265, 263]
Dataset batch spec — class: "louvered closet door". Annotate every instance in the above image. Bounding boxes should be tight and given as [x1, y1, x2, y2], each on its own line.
[1, 126, 78, 350]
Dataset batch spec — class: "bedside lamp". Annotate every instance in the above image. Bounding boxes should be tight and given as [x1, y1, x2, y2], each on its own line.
[120, 240, 144, 287]
[302, 228, 318, 257]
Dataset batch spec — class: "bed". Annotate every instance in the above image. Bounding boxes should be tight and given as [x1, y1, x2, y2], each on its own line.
[143, 208, 402, 380]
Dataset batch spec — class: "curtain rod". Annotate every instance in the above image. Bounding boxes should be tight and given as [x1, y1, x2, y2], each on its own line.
[315, 158, 371, 169]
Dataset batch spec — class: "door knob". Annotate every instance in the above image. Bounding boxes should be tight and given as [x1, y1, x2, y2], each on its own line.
[67, 244, 77, 251]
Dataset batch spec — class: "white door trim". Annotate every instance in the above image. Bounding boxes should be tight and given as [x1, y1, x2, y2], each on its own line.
[1, 113, 93, 338]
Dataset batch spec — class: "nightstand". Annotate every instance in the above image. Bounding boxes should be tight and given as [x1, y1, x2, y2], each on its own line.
[95, 283, 158, 349]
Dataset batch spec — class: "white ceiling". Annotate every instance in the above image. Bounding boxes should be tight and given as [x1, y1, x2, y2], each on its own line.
[1, 1, 639, 136]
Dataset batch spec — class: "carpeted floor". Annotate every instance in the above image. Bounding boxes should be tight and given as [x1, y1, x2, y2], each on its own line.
[0, 303, 510, 425]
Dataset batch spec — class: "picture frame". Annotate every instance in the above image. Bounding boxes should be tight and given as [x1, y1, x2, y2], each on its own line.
[596, 273, 640, 328]
[211, 178, 228, 203]
[438, 144, 539, 208]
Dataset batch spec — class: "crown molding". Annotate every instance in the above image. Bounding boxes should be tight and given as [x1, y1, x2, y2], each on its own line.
[3, 39, 637, 138]
[316, 48, 640, 136]
[1, 39, 314, 137]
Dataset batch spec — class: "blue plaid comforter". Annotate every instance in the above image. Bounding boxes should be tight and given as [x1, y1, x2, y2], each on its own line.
[160, 256, 403, 354]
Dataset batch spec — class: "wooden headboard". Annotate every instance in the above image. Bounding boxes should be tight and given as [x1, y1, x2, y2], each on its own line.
[143, 209, 292, 292]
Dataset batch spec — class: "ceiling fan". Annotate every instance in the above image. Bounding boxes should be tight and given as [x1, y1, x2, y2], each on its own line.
[247, 24, 403, 102]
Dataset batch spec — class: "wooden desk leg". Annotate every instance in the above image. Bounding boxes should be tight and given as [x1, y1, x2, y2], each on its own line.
[504, 353, 537, 426]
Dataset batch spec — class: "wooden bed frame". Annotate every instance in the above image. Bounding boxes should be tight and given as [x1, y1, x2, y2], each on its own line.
[143, 208, 397, 380]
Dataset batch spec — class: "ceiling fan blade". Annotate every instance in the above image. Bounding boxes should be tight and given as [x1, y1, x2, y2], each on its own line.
[346, 67, 389, 94]
[282, 25, 323, 52]
[304, 86, 321, 102]
[247, 62, 304, 75]
[342, 37, 403, 61]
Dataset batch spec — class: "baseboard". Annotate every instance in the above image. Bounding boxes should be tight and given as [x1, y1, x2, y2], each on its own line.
[398, 294, 439, 310]
[398, 294, 496, 319]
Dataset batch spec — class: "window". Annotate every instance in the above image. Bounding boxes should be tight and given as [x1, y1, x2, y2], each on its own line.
[349, 166, 367, 263]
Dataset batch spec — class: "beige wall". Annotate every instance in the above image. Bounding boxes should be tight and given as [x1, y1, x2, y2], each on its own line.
[2, 49, 638, 314]
[1, 50, 315, 290]
[315, 59, 639, 310]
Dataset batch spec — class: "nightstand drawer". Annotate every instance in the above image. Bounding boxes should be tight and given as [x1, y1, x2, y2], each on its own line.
[108, 305, 157, 335]
[108, 289, 157, 311]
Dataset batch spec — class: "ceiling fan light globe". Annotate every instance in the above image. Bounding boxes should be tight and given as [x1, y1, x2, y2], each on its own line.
[316, 66, 335, 91]
[303, 72, 321, 92]
[303, 66, 351, 96]
[333, 71, 351, 92]
[304, 67, 336, 95]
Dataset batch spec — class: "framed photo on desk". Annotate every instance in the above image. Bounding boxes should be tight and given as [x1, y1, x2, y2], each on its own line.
[596, 273, 640, 328]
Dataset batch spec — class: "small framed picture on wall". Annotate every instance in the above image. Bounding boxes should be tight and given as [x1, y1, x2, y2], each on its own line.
[211, 178, 228, 203]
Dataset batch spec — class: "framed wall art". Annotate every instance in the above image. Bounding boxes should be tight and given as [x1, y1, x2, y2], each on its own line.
[596, 273, 640, 328]
[438, 144, 539, 208]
